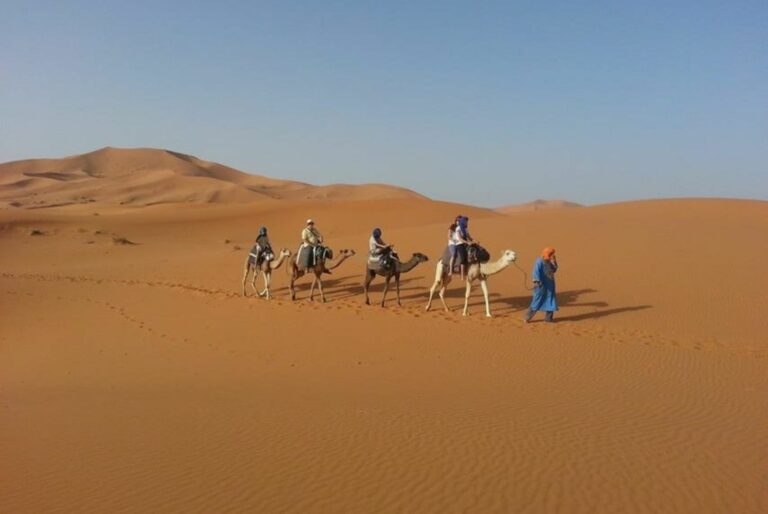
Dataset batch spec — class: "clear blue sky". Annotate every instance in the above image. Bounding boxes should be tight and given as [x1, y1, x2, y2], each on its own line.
[2, 0, 766, 205]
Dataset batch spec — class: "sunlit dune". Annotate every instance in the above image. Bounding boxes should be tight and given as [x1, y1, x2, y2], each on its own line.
[496, 199, 583, 214]
[0, 147, 424, 208]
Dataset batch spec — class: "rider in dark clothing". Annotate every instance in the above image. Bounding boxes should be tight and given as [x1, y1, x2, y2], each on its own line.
[250, 226, 272, 266]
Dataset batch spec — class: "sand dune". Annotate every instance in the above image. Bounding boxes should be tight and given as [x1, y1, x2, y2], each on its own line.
[1, 166, 766, 513]
[0, 147, 424, 208]
[496, 199, 583, 214]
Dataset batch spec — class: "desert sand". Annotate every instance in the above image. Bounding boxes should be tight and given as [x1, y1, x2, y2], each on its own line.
[1, 149, 767, 513]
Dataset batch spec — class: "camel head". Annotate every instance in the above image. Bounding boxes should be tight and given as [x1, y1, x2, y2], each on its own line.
[411, 252, 429, 263]
[269, 248, 292, 270]
[338, 249, 356, 258]
[501, 249, 517, 263]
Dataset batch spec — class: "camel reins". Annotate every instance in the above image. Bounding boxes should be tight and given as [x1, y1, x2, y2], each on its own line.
[512, 259, 535, 291]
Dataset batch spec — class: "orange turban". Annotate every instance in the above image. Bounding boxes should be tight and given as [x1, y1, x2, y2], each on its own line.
[541, 247, 556, 260]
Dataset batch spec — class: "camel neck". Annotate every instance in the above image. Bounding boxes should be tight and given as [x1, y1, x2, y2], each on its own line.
[397, 257, 421, 273]
[479, 258, 510, 276]
[328, 254, 349, 270]
[270, 253, 288, 269]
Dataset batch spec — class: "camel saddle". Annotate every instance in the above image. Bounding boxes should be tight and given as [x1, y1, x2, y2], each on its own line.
[297, 245, 332, 270]
[467, 244, 490, 264]
[367, 250, 398, 272]
[248, 244, 274, 267]
[441, 244, 489, 273]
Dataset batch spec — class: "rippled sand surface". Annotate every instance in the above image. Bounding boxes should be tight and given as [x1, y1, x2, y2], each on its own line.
[2, 197, 766, 513]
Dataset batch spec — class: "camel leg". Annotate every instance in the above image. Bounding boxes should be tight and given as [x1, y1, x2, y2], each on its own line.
[381, 275, 391, 307]
[427, 273, 449, 311]
[439, 285, 450, 312]
[480, 278, 491, 317]
[261, 272, 271, 300]
[251, 267, 261, 296]
[309, 275, 316, 302]
[426, 263, 443, 311]
[316, 274, 326, 303]
[395, 273, 402, 307]
[426, 279, 439, 311]
[439, 273, 452, 312]
[257, 270, 266, 297]
[289, 273, 297, 301]
[363, 270, 373, 305]
[241, 265, 250, 297]
[462, 280, 473, 316]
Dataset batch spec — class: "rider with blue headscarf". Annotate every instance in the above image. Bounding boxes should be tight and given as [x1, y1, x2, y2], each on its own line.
[449, 215, 476, 279]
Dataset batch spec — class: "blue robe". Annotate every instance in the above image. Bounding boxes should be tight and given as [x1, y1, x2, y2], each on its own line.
[529, 257, 558, 312]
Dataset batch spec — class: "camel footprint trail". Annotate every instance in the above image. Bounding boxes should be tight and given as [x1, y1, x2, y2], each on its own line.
[0, 271, 753, 358]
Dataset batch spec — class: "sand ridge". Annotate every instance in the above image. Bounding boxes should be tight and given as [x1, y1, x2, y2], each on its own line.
[496, 199, 583, 213]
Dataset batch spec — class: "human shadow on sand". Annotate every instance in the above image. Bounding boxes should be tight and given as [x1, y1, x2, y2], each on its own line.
[498, 289, 652, 322]
[550, 305, 652, 322]
[499, 288, 603, 312]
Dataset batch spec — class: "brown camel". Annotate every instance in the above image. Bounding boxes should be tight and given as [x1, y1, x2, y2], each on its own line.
[425, 249, 517, 317]
[242, 248, 292, 299]
[289, 248, 356, 302]
[363, 252, 429, 307]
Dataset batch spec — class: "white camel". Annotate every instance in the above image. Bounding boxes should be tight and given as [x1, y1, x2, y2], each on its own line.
[242, 248, 292, 299]
[425, 249, 517, 317]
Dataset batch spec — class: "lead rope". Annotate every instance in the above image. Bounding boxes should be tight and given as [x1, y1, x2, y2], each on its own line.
[512, 260, 534, 291]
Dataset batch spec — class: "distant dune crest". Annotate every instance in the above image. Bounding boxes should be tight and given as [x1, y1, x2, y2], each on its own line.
[0, 147, 426, 208]
[496, 199, 583, 214]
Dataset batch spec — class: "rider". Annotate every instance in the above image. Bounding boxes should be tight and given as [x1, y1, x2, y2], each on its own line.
[250, 226, 273, 266]
[447, 215, 461, 277]
[298, 219, 328, 271]
[369, 227, 394, 269]
[452, 215, 476, 280]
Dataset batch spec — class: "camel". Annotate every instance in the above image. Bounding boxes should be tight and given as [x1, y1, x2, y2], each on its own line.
[363, 252, 429, 307]
[425, 249, 517, 317]
[242, 248, 292, 299]
[289, 248, 356, 302]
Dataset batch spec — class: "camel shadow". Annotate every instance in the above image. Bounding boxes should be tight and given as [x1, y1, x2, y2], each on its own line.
[280, 272, 426, 302]
[329, 276, 424, 301]
[393, 275, 474, 300]
[269, 273, 358, 299]
[412, 286, 652, 322]
[269, 274, 652, 322]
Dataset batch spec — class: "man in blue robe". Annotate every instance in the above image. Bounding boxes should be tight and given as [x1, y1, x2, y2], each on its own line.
[525, 247, 558, 323]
